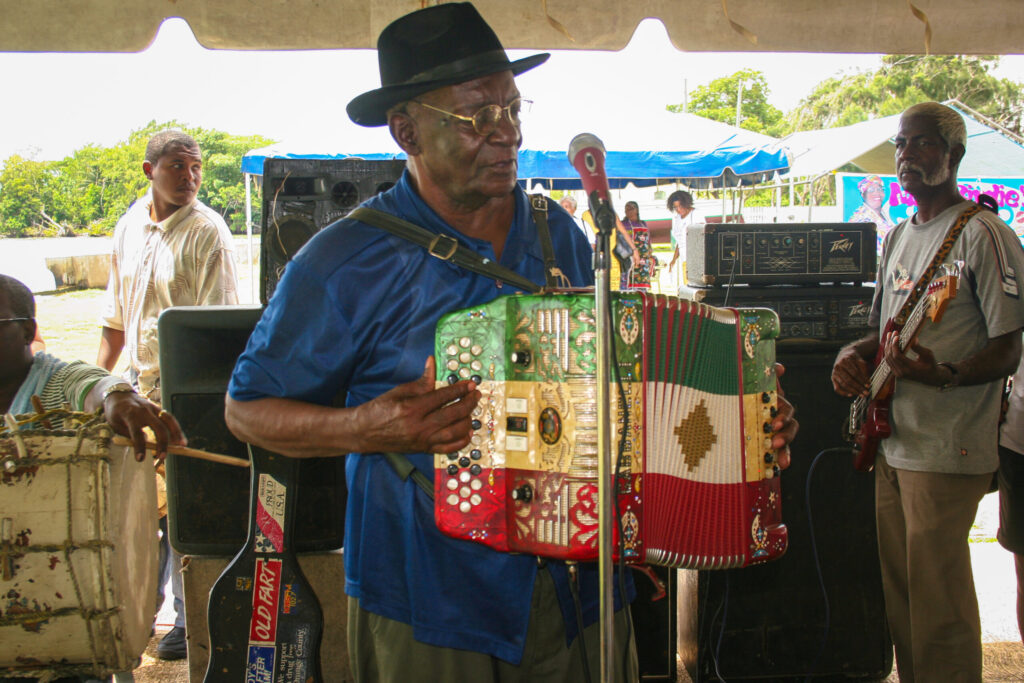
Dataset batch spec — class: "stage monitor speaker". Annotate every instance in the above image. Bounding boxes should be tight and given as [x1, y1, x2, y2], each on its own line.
[260, 157, 407, 304]
[678, 346, 893, 681]
[159, 305, 347, 556]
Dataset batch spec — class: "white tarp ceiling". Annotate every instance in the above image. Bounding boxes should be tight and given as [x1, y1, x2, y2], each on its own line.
[2, 0, 1022, 54]
[781, 106, 1024, 179]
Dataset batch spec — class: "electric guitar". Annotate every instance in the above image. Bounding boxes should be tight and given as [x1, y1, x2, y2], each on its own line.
[847, 263, 961, 472]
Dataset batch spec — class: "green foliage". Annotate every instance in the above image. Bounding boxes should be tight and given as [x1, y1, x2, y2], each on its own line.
[783, 55, 1024, 135]
[668, 69, 784, 136]
[0, 121, 273, 237]
[0, 155, 55, 236]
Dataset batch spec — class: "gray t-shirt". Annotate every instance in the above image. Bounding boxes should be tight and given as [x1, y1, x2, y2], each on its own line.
[869, 201, 1024, 474]
[999, 350, 1024, 455]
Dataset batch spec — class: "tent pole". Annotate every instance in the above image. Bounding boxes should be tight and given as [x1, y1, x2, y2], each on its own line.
[245, 172, 255, 304]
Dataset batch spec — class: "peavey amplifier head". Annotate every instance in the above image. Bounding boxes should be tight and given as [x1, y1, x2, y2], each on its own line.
[685, 223, 877, 287]
[680, 284, 876, 345]
[260, 157, 406, 304]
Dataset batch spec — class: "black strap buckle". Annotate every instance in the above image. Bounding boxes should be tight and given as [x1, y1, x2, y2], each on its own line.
[530, 194, 547, 213]
[428, 234, 459, 260]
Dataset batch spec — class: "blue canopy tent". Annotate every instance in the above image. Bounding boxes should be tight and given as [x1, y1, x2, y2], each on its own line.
[241, 110, 790, 186]
[517, 110, 790, 190]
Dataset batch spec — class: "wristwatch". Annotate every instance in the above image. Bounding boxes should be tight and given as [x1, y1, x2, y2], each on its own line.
[101, 381, 136, 402]
[937, 362, 959, 391]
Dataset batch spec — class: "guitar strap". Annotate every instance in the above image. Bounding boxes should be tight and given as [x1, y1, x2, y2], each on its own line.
[892, 203, 984, 328]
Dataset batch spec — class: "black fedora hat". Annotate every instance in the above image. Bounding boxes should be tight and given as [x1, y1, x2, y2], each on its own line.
[346, 3, 549, 127]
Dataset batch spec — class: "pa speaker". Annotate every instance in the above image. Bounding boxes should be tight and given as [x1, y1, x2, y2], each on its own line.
[260, 157, 406, 304]
[678, 346, 892, 680]
[631, 566, 677, 681]
[158, 305, 347, 556]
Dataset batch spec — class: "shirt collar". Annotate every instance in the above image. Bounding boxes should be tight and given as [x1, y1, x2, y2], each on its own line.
[142, 189, 198, 233]
[386, 171, 541, 269]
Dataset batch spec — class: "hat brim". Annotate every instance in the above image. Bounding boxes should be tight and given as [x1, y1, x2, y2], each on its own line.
[346, 52, 549, 128]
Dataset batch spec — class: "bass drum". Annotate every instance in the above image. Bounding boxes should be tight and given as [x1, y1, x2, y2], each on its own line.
[0, 426, 157, 678]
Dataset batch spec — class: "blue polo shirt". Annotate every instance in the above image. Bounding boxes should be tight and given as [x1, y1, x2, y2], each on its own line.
[229, 171, 632, 663]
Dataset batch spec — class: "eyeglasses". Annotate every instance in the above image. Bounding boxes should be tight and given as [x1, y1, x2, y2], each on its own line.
[0, 317, 31, 324]
[414, 97, 532, 136]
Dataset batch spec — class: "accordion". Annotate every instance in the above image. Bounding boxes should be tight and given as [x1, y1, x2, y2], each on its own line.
[433, 291, 788, 569]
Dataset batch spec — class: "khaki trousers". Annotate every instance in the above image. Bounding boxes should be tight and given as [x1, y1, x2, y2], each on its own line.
[875, 454, 992, 683]
[347, 565, 638, 683]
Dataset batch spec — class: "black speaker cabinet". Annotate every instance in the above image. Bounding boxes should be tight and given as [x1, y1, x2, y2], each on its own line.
[158, 305, 347, 556]
[260, 157, 407, 304]
[632, 566, 677, 681]
[678, 346, 893, 681]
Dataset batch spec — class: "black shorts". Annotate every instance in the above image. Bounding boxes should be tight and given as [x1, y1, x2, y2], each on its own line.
[998, 445, 1024, 554]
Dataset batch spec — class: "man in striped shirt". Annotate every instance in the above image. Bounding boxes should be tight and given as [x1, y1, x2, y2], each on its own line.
[1, 274, 184, 458]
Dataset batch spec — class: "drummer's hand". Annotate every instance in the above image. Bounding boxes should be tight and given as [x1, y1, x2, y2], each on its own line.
[772, 362, 798, 471]
[351, 356, 481, 455]
[103, 393, 187, 462]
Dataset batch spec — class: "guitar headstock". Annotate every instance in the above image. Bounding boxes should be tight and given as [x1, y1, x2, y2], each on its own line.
[926, 261, 963, 322]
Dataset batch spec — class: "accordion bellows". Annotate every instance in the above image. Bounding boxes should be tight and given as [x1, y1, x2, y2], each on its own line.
[434, 291, 788, 569]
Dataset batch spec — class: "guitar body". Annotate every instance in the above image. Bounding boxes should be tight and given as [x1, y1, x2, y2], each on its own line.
[853, 398, 892, 472]
[848, 270, 960, 472]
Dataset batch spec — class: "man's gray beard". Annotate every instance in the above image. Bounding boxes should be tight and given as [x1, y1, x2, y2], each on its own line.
[901, 151, 951, 187]
[921, 161, 951, 186]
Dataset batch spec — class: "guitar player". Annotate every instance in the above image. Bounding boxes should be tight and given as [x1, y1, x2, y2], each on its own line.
[831, 101, 1024, 683]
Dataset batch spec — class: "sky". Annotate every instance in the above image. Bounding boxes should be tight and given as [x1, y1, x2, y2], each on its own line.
[2, 18, 1024, 164]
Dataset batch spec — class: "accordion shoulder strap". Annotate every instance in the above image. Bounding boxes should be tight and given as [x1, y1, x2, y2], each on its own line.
[348, 206, 542, 293]
[529, 194, 570, 289]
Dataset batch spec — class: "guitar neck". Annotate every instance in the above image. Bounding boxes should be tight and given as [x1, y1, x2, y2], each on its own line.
[867, 300, 929, 401]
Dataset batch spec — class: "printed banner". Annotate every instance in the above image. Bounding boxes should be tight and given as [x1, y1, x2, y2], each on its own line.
[839, 173, 1024, 252]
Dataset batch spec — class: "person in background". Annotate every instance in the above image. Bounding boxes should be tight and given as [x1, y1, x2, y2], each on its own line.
[224, 4, 798, 681]
[998, 352, 1024, 645]
[831, 101, 1024, 682]
[558, 195, 593, 248]
[97, 129, 239, 662]
[619, 201, 656, 289]
[666, 189, 700, 278]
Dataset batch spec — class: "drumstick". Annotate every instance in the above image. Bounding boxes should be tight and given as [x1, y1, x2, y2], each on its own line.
[111, 436, 250, 468]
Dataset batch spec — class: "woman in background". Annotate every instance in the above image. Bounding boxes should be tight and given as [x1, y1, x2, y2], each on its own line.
[619, 201, 656, 289]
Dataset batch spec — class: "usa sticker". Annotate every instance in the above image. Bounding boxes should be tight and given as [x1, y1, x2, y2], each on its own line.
[255, 473, 286, 553]
[245, 645, 275, 683]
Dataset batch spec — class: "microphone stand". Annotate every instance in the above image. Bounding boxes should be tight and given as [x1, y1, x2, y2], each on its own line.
[587, 193, 623, 683]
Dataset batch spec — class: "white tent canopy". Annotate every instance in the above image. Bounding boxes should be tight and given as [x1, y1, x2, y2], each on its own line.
[3, 0, 1021, 54]
[781, 107, 1024, 179]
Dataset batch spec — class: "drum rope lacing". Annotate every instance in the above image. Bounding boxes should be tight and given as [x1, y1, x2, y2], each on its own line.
[1, 407, 129, 678]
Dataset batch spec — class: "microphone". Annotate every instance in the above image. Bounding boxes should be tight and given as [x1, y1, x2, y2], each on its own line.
[568, 133, 631, 270]
[568, 133, 612, 206]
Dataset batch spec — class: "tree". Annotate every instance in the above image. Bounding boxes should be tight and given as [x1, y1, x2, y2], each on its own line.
[783, 55, 1024, 134]
[0, 121, 273, 237]
[668, 69, 784, 136]
[0, 155, 56, 236]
